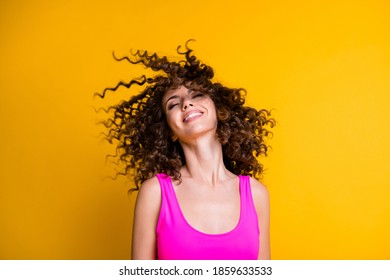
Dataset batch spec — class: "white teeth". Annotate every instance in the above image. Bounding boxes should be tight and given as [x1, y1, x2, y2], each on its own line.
[184, 112, 202, 122]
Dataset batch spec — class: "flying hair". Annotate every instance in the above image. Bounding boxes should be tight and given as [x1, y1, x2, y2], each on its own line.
[95, 40, 275, 191]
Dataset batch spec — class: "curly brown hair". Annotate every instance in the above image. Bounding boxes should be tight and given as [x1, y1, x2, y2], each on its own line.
[96, 40, 275, 191]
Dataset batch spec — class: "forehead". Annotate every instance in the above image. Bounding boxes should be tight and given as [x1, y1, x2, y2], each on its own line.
[163, 86, 191, 101]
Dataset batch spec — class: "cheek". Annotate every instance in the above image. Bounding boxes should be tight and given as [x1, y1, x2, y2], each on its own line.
[165, 111, 181, 132]
[207, 101, 218, 121]
[165, 115, 174, 130]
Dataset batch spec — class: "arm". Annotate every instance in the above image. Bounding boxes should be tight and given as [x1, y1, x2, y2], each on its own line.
[131, 176, 161, 260]
[250, 177, 271, 260]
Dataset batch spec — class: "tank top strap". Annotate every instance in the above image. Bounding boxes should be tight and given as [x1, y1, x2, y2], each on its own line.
[155, 173, 171, 196]
[238, 175, 259, 229]
[155, 173, 180, 232]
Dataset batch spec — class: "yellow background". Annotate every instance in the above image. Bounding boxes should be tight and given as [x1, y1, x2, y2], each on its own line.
[1, 0, 389, 259]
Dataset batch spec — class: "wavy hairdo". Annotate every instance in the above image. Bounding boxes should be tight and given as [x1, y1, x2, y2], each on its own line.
[96, 41, 275, 191]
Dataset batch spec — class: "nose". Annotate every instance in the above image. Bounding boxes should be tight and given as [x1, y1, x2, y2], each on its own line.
[182, 99, 194, 111]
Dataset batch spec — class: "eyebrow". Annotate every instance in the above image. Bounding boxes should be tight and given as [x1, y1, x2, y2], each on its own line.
[164, 95, 180, 107]
[164, 88, 193, 108]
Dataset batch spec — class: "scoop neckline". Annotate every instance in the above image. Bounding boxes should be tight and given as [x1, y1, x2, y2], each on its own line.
[166, 175, 243, 236]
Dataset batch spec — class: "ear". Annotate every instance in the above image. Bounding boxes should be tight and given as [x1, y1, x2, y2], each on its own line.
[171, 135, 178, 142]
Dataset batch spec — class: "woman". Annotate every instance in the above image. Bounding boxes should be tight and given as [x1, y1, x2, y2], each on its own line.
[97, 41, 275, 260]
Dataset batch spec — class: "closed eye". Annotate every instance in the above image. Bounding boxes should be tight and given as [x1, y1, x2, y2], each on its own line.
[168, 103, 179, 110]
[193, 93, 204, 98]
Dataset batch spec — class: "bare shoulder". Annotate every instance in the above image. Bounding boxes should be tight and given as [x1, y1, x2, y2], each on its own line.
[138, 176, 161, 196]
[249, 177, 270, 210]
[134, 176, 162, 213]
[132, 175, 161, 260]
[249, 177, 269, 197]
[249, 177, 271, 260]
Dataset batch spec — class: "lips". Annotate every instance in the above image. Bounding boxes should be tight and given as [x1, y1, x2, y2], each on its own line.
[183, 110, 203, 122]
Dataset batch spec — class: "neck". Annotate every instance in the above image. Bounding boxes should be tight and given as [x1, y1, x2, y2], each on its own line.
[178, 134, 232, 187]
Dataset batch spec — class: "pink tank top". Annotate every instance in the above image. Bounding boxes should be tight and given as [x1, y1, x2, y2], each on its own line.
[155, 173, 259, 260]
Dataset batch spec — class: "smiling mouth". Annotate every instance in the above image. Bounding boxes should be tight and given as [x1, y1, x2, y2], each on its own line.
[183, 112, 203, 122]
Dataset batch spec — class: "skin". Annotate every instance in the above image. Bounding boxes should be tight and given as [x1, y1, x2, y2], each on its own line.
[131, 86, 271, 260]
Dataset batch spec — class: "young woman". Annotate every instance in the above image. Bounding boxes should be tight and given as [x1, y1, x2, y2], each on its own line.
[97, 41, 275, 260]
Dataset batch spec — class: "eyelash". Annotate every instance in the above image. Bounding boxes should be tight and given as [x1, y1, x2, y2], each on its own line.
[168, 104, 178, 110]
[167, 93, 204, 110]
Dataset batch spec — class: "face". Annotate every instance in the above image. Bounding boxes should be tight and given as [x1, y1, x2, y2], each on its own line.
[162, 86, 218, 143]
